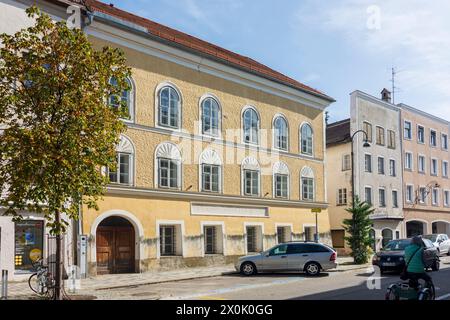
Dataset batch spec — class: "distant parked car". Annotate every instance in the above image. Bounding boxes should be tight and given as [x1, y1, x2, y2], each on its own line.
[372, 238, 440, 274]
[423, 234, 450, 256]
[235, 242, 337, 277]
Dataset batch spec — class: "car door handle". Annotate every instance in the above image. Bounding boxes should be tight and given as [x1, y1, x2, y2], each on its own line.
[281, 255, 288, 259]
[302, 254, 309, 257]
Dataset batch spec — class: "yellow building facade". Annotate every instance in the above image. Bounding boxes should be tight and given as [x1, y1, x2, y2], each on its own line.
[73, 2, 335, 275]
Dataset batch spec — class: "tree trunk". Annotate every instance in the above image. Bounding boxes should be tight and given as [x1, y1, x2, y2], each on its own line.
[54, 210, 62, 300]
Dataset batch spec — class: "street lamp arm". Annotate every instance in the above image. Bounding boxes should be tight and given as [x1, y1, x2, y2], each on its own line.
[351, 129, 369, 142]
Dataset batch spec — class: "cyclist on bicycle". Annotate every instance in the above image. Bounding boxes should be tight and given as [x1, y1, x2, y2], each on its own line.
[404, 236, 433, 288]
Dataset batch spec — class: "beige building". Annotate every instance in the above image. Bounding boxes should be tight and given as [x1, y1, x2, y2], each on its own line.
[0, 0, 335, 275]
[399, 103, 450, 239]
[327, 90, 404, 254]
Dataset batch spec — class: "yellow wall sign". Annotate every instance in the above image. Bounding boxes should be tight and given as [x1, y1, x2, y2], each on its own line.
[29, 249, 42, 262]
[311, 208, 322, 213]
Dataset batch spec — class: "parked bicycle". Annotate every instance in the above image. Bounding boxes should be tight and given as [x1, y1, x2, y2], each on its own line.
[28, 258, 55, 299]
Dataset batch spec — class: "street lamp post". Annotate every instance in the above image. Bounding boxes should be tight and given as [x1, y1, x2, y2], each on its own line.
[350, 130, 371, 209]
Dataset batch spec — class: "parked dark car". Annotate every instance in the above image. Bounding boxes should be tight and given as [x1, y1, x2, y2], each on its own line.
[372, 238, 440, 274]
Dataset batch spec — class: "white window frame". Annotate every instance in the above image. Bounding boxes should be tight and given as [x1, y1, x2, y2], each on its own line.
[378, 156, 385, 175]
[155, 82, 183, 131]
[156, 220, 185, 258]
[419, 186, 427, 205]
[199, 149, 223, 193]
[418, 154, 426, 174]
[273, 162, 290, 199]
[392, 190, 399, 208]
[430, 129, 438, 148]
[272, 113, 289, 152]
[444, 190, 450, 207]
[443, 161, 449, 178]
[108, 76, 136, 123]
[442, 133, 448, 151]
[389, 159, 396, 177]
[417, 124, 425, 144]
[300, 122, 314, 157]
[241, 106, 261, 146]
[376, 125, 385, 146]
[342, 154, 351, 171]
[432, 188, 439, 206]
[404, 120, 412, 140]
[107, 135, 135, 186]
[300, 166, 315, 202]
[431, 158, 438, 176]
[154, 142, 182, 190]
[379, 187, 386, 208]
[404, 152, 413, 171]
[241, 157, 261, 197]
[244, 222, 265, 254]
[200, 221, 226, 256]
[365, 153, 373, 173]
[406, 184, 414, 203]
[199, 94, 222, 138]
[364, 186, 373, 205]
[276, 223, 293, 244]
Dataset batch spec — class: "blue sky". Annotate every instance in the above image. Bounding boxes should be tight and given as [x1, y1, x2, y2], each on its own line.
[107, 0, 450, 123]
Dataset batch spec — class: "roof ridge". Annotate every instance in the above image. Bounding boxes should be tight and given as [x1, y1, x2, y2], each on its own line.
[75, 0, 334, 102]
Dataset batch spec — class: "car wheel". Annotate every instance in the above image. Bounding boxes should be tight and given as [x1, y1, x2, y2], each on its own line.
[240, 262, 257, 276]
[304, 262, 321, 276]
[432, 259, 440, 272]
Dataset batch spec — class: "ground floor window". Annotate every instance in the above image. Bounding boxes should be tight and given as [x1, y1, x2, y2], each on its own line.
[15, 220, 44, 271]
[331, 230, 345, 248]
[204, 225, 223, 255]
[160, 225, 182, 256]
[304, 226, 315, 242]
[277, 226, 292, 244]
[246, 226, 263, 253]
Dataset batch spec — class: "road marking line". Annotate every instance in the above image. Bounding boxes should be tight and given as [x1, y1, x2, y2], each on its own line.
[437, 293, 450, 300]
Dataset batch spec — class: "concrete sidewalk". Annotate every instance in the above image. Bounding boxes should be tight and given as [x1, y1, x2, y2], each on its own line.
[4, 256, 370, 299]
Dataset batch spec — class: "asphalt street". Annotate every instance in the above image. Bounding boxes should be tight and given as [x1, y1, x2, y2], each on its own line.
[89, 256, 450, 300]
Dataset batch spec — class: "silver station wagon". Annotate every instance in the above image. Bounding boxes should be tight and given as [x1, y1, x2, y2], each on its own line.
[236, 242, 337, 276]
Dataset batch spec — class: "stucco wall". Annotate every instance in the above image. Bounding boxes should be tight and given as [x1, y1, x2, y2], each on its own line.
[351, 92, 403, 218]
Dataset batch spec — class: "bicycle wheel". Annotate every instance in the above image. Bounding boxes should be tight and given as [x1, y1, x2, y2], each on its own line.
[28, 273, 48, 295]
[385, 285, 399, 300]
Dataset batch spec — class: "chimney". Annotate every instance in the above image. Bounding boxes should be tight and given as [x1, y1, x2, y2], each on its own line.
[381, 88, 391, 103]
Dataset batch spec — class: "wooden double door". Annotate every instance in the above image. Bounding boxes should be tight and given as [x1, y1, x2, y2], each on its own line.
[96, 226, 135, 275]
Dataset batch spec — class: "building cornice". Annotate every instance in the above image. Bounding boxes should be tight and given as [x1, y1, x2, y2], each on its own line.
[106, 185, 329, 209]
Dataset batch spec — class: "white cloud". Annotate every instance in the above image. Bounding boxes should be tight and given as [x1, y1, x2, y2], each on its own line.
[296, 0, 450, 119]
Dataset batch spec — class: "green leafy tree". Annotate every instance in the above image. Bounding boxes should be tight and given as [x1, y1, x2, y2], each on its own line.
[0, 7, 130, 299]
[343, 196, 375, 264]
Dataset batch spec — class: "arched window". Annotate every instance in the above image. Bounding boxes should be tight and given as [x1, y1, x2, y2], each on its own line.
[158, 85, 181, 129]
[301, 123, 314, 156]
[199, 149, 222, 193]
[242, 107, 260, 145]
[382, 229, 393, 248]
[241, 157, 260, 196]
[273, 115, 288, 151]
[273, 162, 289, 199]
[155, 142, 182, 189]
[301, 166, 315, 201]
[201, 96, 221, 137]
[108, 135, 134, 185]
[109, 77, 134, 121]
